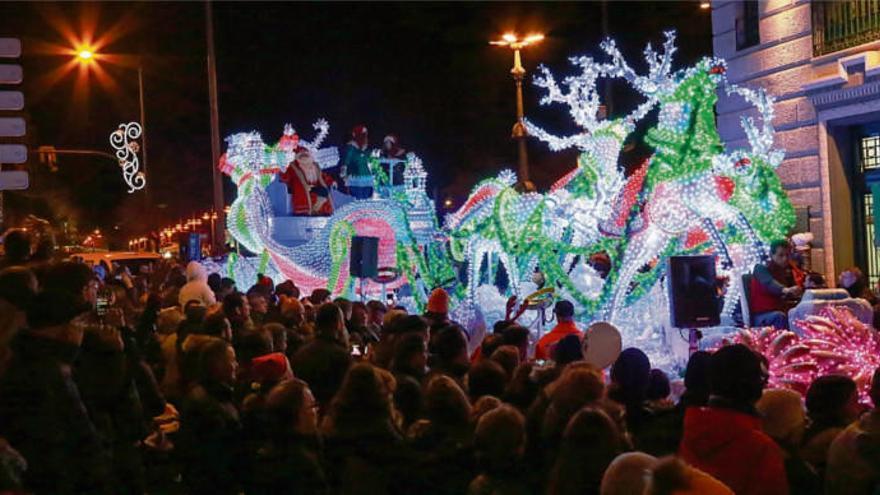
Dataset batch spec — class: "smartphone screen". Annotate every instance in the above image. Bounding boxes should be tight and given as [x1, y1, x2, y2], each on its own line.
[95, 288, 111, 317]
[96, 296, 109, 317]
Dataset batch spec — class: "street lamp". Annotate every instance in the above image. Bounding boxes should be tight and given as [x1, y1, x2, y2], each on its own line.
[72, 46, 150, 201]
[491, 32, 544, 192]
[202, 210, 219, 254]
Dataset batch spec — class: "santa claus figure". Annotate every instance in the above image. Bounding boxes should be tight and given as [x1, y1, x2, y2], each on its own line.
[280, 146, 334, 216]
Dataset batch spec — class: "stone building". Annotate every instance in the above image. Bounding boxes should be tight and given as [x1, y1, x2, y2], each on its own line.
[712, 0, 880, 283]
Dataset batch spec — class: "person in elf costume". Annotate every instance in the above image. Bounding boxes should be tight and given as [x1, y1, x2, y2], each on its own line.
[280, 146, 335, 216]
[340, 124, 373, 199]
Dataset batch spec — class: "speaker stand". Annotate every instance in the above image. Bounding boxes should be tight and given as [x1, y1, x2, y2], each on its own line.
[358, 277, 366, 303]
[688, 328, 703, 355]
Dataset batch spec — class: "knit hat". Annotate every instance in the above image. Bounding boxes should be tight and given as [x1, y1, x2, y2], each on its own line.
[756, 388, 805, 443]
[250, 352, 292, 387]
[383, 309, 407, 328]
[280, 295, 303, 314]
[649, 457, 734, 495]
[600, 452, 658, 495]
[675, 465, 734, 495]
[426, 288, 449, 314]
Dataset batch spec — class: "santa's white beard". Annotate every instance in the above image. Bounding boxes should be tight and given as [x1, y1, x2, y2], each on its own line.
[300, 161, 319, 183]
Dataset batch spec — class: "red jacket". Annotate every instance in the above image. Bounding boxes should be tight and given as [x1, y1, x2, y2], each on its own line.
[534, 321, 582, 360]
[679, 407, 789, 495]
[750, 276, 783, 315]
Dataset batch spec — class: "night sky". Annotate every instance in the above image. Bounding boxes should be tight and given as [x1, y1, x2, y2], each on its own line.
[0, 1, 711, 245]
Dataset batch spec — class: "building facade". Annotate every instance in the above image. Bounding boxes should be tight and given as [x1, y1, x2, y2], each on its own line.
[712, 0, 880, 283]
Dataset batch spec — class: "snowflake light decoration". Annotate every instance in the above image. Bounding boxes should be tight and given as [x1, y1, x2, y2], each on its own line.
[109, 121, 145, 193]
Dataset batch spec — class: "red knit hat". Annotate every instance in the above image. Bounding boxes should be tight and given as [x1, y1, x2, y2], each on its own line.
[352, 125, 368, 138]
[250, 352, 292, 386]
[426, 288, 449, 314]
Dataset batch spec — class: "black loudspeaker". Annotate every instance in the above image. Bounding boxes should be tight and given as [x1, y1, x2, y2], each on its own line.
[667, 255, 720, 328]
[350, 236, 379, 278]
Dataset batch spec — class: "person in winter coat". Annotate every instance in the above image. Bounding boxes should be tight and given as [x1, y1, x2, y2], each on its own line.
[0, 290, 111, 494]
[547, 407, 626, 495]
[756, 388, 820, 495]
[800, 374, 863, 480]
[678, 344, 789, 495]
[0, 266, 37, 376]
[178, 261, 216, 308]
[321, 363, 411, 495]
[291, 303, 352, 410]
[177, 339, 241, 495]
[407, 375, 476, 495]
[825, 367, 880, 495]
[468, 405, 530, 495]
[241, 376, 328, 494]
[75, 312, 165, 494]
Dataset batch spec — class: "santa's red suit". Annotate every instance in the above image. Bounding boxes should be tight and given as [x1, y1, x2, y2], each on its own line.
[280, 146, 335, 216]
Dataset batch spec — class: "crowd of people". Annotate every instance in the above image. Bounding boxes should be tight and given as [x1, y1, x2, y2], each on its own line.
[1, 228, 880, 494]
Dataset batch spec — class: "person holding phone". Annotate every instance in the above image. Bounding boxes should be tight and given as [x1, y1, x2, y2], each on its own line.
[0, 263, 111, 494]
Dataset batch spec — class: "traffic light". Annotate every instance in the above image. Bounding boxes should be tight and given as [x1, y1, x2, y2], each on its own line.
[37, 145, 58, 172]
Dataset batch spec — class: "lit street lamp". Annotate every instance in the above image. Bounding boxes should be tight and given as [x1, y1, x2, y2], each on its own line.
[203, 210, 219, 254]
[491, 32, 544, 192]
[74, 46, 150, 202]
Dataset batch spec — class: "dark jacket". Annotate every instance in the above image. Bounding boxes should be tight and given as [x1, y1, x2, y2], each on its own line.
[178, 380, 242, 495]
[407, 420, 476, 495]
[75, 325, 165, 493]
[291, 336, 352, 407]
[628, 400, 682, 457]
[0, 332, 111, 494]
[323, 421, 410, 495]
[76, 326, 165, 444]
[245, 434, 329, 495]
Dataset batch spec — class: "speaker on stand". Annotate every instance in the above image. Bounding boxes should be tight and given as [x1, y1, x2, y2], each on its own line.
[350, 236, 379, 302]
[667, 255, 720, 354]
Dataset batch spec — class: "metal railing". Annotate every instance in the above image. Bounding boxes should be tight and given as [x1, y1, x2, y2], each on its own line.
[813, 1, 880, 56]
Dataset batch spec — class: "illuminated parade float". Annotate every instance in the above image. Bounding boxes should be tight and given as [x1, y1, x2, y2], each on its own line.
[219, 32, 797, 369]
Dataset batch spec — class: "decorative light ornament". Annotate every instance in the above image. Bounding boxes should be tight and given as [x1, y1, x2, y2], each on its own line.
[218, 31, 796, 372]
[109, 122, 145, 193]
[728, 307, 880, 404]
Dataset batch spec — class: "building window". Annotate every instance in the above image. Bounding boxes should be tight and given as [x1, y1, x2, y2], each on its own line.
[862, 135, 880, 171]
[863, 193, 880, 287]
[813, 1, 880, 56]
[735, 1, 760, 50]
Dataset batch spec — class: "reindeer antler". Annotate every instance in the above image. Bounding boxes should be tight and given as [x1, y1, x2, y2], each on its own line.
[723, 81, 784, 167]
[603, 31, 677, 98]
[525, 55, 612, 151]
[529, 31, 680, 151]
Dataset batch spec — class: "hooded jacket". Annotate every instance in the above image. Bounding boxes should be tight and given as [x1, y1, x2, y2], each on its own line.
[679, 406, 788, 495]
[178, 262, 217, 308]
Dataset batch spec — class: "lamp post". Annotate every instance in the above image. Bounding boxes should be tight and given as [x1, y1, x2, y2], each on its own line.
[491, 32, 544, 192]
[75, 48, 149, 203]
[203, 210, 218, 254]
